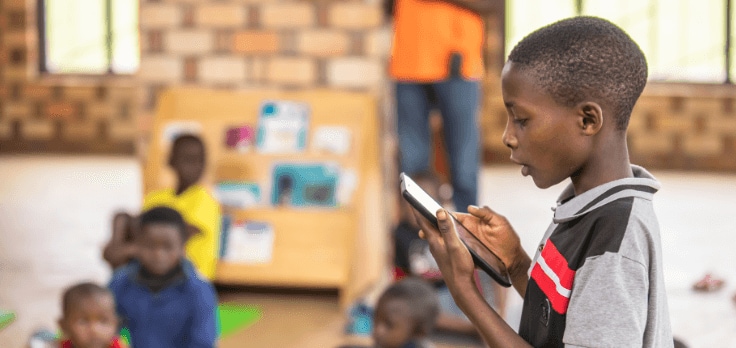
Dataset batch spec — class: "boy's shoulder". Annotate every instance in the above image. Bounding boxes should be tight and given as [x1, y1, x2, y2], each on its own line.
[109, 262, 138, 289]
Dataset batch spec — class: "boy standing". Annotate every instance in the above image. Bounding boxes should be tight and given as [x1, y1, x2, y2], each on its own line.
[109, 206, 217, 348]
[413, 17, 673, 347]
[104, 134, 221, 280]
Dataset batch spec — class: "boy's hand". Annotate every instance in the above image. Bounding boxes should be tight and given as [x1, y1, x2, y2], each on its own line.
[413, 209, 476, 289]
[456, 205, 526, 276]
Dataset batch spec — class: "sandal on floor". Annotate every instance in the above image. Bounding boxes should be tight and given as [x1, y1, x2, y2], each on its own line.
[692, 273, 725, 292]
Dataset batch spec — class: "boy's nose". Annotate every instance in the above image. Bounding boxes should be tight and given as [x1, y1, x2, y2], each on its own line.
[502, 125, 517, 149]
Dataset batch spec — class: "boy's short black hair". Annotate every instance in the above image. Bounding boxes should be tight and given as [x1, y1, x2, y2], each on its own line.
[170, 134, 205, 159]
[139, 206, 187, 242]
[62, 282, 113, 316]
[508, 16, 647, 130]
[378, 277, 439, 334]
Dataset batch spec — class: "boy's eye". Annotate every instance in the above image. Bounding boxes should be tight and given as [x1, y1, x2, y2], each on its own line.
[514, 118, 527, 126]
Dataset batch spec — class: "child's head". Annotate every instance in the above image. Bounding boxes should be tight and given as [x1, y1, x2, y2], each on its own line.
[58, 282, 118, 348]
[501, 16, 647, 188]
[372, 277, 439, 348]
[136, 206, 187, 276]
[168, 134, 206, 188]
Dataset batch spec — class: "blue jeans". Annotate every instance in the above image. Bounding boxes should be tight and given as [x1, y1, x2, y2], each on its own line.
[396, 78, 480, 211]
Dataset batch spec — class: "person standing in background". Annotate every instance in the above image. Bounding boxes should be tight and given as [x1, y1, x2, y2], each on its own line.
[385, 0, 506, 320]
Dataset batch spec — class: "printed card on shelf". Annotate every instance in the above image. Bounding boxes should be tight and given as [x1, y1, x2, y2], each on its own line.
[256, 100, 310, 153]
[312, 126, 352, 155]
[271, 162, 340, 207]
[215, 182, 261, 208]
[224, 221, 275, 264]
[225, 125, 256, 152]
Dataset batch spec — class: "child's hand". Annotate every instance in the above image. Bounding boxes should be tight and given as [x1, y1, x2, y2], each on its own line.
[456, 205, 526, 275]
[413, 209, 476, 289]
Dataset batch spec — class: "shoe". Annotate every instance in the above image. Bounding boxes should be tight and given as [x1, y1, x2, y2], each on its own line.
[692, 273, 724, 292]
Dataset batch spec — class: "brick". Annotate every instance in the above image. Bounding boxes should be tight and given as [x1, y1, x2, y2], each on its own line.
[249, 57, 268, 84]
[298, 30, 349, 57]
[145, 31, 164, 53]
[22, 120, 54, 140]
[0, 122, 11, 139]
[23, 85, 52, 99]
[109, 121, 138, 141]
[196, 4, 247, 27]
[655, 114, 692, 134]
[267, 57, 316, 86]
[4, 67, 28, 80]
[3, 0, 28, 10]
[184, 57, 198, 82]
[630, 134, 673, 154]
[46, 102, 77, 119]
[326, 58, 383, 88]
[199, 57, 247, 85]
[138, 56, 184, 83]
[4, 32, 27, 47]
[140, 4, 182, 29]
[683, 134, 722, 156]
[86, 102, 116, 120]
[261, 3, 315, 29]
[328, 3, 382, 29]
[164, 30, 214, 55]
[365, 27, 391, 57]
[5, 102, 33, 121]
[233, 31, 279, 54]
[215, 30, 233, 53]
[63, 122, 97, 140]
[64, 87, 97, 100]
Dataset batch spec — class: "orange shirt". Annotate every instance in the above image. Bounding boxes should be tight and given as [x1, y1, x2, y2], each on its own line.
[389, 0, 485, 82]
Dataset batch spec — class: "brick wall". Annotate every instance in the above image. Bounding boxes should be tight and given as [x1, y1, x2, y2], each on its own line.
[0, 0, 138, 154]
[481, 81, 736, 172]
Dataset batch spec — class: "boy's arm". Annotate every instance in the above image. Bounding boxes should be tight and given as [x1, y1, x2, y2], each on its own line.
[414, 209, 532, 347]
[103, 213, 137, 269]
[186, 284, 218, 348]
[563, 249, 652, 346]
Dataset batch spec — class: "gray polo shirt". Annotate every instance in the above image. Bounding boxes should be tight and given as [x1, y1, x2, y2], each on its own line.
[518, 165, 673, 347]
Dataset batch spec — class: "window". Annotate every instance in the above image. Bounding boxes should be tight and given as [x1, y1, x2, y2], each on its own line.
[506, 0, 733, 83]
[39, 0, 139, 74]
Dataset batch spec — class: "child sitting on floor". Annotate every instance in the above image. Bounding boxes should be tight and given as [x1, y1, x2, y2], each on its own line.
[104, 134, 221, 280]
[108, 206, 217, 348]
[372, 277, 439, 348]
[58, 282, 125, 348]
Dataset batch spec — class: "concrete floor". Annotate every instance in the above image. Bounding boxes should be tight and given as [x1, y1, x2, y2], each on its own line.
[0, 156, 734, 347]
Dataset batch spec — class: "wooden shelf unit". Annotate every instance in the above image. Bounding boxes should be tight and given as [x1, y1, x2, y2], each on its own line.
[144, 88, 387, 308]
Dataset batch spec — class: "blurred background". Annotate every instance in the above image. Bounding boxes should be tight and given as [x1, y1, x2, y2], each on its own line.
[1, 0, 736, 347]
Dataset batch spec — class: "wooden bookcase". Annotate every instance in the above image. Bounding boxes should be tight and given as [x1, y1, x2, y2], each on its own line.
[144, 88, 387, 307]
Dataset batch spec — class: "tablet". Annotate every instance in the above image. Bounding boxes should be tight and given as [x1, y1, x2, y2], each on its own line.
[400, 173, 511, 287]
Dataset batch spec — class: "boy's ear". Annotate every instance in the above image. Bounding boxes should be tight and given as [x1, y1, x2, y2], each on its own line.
[577, 101, 603, 136]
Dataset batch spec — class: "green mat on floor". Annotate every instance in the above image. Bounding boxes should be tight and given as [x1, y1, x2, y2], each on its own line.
[218, 303, 262, 338]
[0, 310, 15, 331]
[119, 303, 261, 343]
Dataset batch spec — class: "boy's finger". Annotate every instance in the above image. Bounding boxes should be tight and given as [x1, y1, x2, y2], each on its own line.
[411, 210, 440, 237]
[437, 209, 464, 250]
[468, 205, 497, 223]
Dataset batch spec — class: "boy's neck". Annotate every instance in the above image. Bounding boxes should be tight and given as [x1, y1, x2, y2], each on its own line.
[175, 181, 195, 195]
[138, 261, 185, 292]
[571, 135, 633, 196]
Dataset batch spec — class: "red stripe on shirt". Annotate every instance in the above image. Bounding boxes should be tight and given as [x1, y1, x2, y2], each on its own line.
[541, 241, 575, 289]
[531, 263, 571, 314]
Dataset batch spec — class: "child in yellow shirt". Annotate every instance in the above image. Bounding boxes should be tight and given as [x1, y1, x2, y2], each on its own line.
[104, 134, 221, 280]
